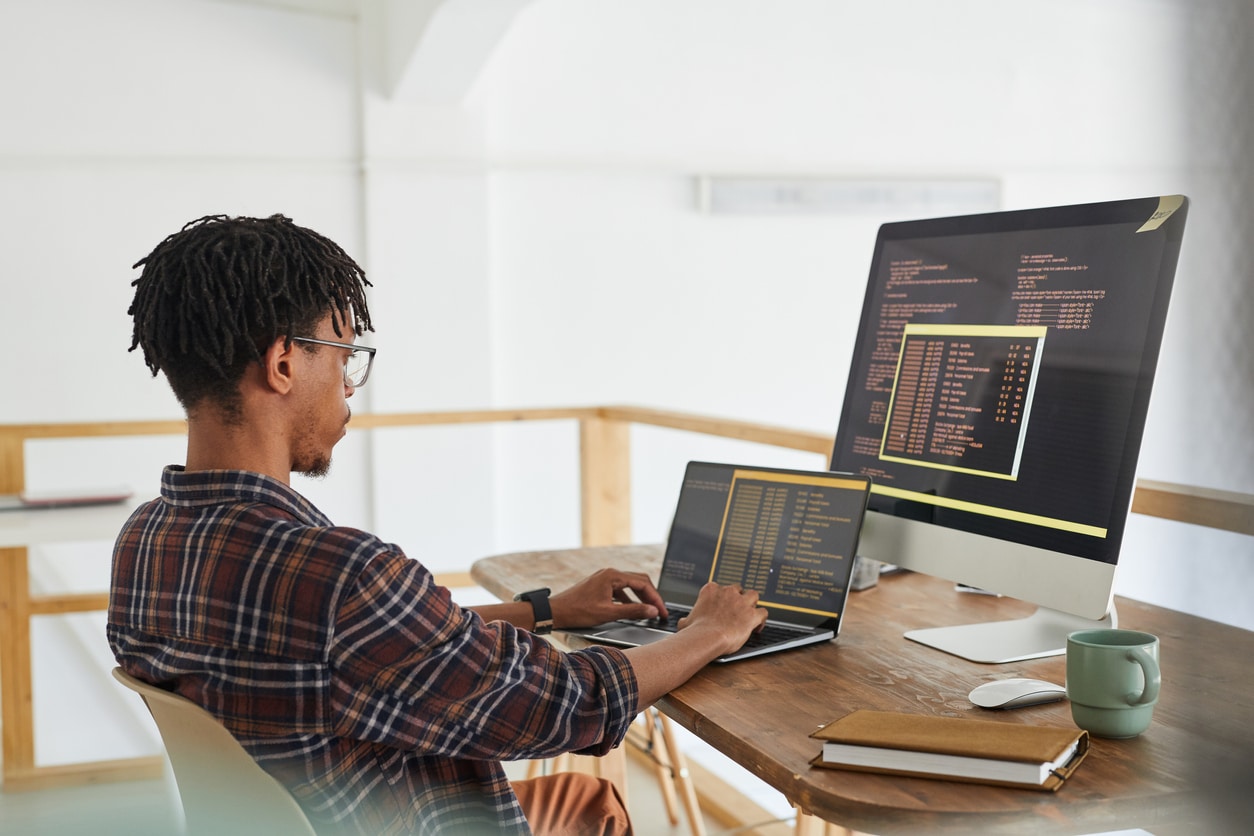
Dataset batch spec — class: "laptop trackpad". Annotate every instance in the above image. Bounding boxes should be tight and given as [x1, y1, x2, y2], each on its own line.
[591, 625, 672, 646]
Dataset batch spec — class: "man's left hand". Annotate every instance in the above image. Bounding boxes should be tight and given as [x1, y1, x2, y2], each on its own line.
[549, 568, 668, 629]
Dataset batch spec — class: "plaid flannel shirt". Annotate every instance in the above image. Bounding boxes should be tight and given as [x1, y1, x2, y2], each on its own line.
[108, 466, 638, 835]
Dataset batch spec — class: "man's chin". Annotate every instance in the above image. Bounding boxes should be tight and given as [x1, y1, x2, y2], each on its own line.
[295, 457, 333, 479]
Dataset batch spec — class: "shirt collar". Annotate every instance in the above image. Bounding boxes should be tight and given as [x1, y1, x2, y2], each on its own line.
[159, 465, 333, 527]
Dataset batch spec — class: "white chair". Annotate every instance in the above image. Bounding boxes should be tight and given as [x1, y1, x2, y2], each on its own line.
[112, 667, 317, 836]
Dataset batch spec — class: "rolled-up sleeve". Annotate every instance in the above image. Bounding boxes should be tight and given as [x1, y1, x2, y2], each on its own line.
[328, 549, 639, 761]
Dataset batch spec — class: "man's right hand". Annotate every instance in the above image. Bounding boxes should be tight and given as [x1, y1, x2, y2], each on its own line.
[624, 581, 768, 706]
[677, 582, 768, 657]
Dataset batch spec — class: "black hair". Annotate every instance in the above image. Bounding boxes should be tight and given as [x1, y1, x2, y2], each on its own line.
[127, 214, 373, 416]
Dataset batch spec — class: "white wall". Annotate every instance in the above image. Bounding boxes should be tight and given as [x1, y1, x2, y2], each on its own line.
[476, 0, 1253, 611]
[2, 0, 1251, 768]
[1, 0, 370, 514]
[1, 0, 371, 766]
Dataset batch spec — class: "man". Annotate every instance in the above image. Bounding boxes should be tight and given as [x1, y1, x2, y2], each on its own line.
[109, 214, 767, 835]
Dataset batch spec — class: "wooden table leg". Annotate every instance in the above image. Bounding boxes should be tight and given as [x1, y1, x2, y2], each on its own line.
[656, 710, 706, 836]
[638, 711, 681, 824]
[794, 806, 858, 836]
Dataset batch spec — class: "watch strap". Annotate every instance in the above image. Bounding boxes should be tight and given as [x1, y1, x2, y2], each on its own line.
[514, 588, 553, 635]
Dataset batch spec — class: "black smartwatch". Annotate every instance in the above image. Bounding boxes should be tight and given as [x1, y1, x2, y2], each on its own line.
[514, 588, 554, 635]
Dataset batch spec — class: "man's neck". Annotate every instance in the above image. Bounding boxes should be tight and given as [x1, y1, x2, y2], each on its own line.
[185, 416, 292, 485]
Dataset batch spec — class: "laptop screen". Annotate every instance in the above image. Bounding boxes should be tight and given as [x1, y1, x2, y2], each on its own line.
[659, 462, 872, 628]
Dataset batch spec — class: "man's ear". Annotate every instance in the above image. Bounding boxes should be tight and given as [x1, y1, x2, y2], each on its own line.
[260, 336, 299, 395]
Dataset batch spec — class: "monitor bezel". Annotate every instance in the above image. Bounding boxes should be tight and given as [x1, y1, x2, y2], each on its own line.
[830, 195, 1188, 626]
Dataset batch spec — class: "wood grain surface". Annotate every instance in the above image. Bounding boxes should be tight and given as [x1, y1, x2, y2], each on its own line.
[473, 545, 1254, 835]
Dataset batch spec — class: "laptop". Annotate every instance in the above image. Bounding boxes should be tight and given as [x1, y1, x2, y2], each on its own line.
[0, 486, 134, 511]
[569, 461, 872, 662]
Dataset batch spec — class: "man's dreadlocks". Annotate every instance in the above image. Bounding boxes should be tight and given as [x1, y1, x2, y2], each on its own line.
[128, 214, 374, 416]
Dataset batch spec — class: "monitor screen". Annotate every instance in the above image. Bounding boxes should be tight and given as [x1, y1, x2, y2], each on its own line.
[830, 195, 1188, 662]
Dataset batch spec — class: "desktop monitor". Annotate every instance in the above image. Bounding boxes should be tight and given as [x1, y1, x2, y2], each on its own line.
[829, 195, 1188, 663]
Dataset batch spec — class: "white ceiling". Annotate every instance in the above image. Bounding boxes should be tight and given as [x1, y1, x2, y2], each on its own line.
[211, 0, 537, 104]
[211, 0, 357, 17]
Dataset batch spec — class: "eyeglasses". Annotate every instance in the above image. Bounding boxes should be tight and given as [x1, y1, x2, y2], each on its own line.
[292, 336, 377, 388]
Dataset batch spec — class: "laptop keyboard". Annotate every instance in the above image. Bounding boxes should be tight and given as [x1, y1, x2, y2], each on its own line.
[743, 622, 814, 648]
[637, 607, 814, 650]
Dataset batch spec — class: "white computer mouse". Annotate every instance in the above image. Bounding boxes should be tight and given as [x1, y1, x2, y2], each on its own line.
[968, 677, 1067, 709]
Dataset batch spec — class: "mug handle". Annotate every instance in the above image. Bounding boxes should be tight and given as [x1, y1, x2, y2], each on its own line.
[1125, 647, 1161, 705]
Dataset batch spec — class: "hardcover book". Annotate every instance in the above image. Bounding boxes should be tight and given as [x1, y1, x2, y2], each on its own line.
[809, 709, 1088, 791]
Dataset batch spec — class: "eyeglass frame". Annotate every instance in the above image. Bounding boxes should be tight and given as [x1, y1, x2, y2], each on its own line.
[291, 336, 377, 387]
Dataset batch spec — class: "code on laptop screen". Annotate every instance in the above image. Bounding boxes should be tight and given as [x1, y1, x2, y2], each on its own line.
[661, 462, 871, 623]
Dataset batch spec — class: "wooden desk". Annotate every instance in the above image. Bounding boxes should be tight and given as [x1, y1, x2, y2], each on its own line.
[472, 545, 1254, 835]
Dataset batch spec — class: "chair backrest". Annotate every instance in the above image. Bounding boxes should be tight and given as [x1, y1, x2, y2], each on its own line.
[112, 667, 318, 836]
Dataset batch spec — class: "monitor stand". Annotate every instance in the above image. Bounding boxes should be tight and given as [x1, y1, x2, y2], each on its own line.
[904, 605, 1117, 664]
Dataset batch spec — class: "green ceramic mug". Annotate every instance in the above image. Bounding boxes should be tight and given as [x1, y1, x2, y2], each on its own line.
[1066, 628, 1161, 738]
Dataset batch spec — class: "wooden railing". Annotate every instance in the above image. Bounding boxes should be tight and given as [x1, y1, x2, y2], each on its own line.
[1, 405, 1250, 790]
[3, 404, 1251, 540]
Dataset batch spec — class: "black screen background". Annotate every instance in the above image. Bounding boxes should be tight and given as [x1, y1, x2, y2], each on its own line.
[830, 197, 1186, 565]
